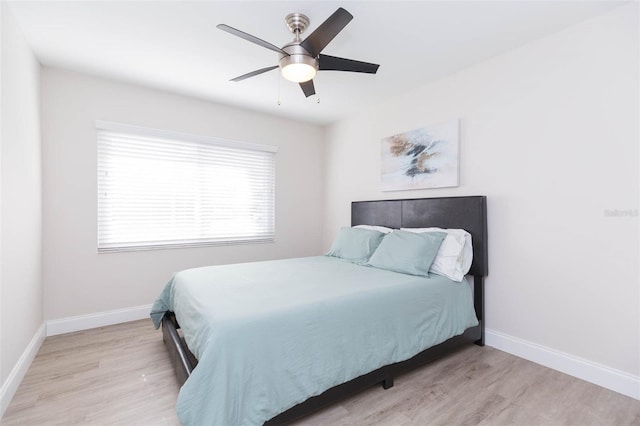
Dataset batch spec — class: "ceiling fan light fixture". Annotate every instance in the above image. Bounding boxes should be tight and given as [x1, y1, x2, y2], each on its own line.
[280, 53, 318, 83]
[281, 62, 317, 83]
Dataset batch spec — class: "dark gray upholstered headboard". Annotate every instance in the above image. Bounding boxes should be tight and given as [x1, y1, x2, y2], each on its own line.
[351, 196, 488, 277]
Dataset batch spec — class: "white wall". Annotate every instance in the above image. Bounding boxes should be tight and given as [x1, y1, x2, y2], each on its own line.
[41, 69, 325, 321]
[323, 3, 639, 380]
[0, 0, 43, 392]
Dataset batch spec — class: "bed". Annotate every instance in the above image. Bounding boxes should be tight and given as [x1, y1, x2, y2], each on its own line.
[151, 195, 488, 425]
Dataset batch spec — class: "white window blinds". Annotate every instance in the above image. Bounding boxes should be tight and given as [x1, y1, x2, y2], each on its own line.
[96, 121, 277, 252]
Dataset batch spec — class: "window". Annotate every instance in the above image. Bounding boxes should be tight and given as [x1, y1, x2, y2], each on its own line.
[96, 121, 277, 252]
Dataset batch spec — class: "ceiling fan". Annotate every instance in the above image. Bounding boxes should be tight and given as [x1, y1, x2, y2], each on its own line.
[217, 7, 380, 98]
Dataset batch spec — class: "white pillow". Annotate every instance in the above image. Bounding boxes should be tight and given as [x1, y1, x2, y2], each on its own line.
[354, 225, 393, 234]
[401, 227, 473, 282]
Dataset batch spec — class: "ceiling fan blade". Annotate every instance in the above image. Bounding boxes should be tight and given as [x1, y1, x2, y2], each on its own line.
[299, 80, 315, 97]
[217, 24, 289, 56]
[300, 8, 353, 57]
[319, 54, 379, 74]
[230, 66, 279, 82]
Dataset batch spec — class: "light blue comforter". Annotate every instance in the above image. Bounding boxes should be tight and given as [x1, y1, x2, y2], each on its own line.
[150, 256, 478, 426]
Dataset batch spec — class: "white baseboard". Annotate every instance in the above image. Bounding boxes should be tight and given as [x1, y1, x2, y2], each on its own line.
[0, 323, 46, 418]
[485, 328, 640, 400]
[46, 304, 152, 336]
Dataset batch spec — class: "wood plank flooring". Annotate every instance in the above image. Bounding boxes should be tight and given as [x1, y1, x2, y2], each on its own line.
[2, 319, 639, 425]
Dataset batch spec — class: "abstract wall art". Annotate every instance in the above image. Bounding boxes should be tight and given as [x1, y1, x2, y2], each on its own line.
[381, 119, 459, 191]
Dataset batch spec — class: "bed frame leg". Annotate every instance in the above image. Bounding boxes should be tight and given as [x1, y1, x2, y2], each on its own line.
[474, 276, 485, 347]
[383, 377, 394, 389]
[382, 367, 394, 390]
[474, 330, 485, 347]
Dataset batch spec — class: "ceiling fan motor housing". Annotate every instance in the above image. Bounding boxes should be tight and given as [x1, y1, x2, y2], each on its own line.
[279, 13, 318, 83]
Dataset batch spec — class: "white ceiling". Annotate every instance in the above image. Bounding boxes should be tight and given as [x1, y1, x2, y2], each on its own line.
[7, 1, 624, 125]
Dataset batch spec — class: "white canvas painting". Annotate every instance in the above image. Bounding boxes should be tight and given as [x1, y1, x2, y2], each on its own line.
[381, 119, 459, 191]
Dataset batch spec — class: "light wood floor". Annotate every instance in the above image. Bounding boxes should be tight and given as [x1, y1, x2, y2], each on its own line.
[2, 320, 639, 425]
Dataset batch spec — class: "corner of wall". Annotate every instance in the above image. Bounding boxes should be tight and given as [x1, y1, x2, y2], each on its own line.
[0, 1, 45, 416]
[0, 0, 4, 412]
[0, 324, 45, 418]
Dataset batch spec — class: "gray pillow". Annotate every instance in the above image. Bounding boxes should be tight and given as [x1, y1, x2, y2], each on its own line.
[326, 227, 385, 264]
[367, 230, 446, 277]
